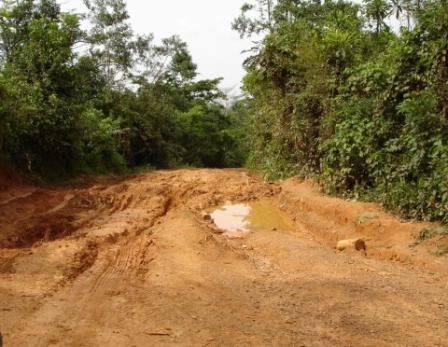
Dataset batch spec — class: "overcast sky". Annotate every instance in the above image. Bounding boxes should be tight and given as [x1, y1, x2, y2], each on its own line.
[60, 0, 253, 95]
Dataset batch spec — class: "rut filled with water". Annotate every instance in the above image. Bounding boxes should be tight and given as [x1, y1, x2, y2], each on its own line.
[210, 200, 294, 235]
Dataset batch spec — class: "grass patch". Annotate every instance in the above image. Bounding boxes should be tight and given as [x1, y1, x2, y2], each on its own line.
[416, 226, 448, 257]
[432, 244, 448, 257]
[356, 212, 379, 225]
[417, 226, 448, 241]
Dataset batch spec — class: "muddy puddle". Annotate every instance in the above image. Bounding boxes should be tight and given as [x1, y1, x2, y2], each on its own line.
[210, 201, 294, 235]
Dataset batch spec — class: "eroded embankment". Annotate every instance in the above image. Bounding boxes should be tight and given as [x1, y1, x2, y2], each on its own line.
[0, 169, 447, 347]
[275, 178, 448, 276]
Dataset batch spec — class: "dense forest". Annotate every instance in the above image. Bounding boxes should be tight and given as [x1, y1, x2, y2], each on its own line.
[0, 0, 247, 180]
[1, 0, 447, 223]
[233, 0, 448, 222]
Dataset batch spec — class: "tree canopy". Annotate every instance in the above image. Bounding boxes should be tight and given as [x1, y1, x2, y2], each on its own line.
[234, 0, 448, 222]
[0, 0, 246, 179]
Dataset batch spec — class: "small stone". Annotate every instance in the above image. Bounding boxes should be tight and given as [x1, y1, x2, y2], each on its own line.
[336, 239, 366, 252]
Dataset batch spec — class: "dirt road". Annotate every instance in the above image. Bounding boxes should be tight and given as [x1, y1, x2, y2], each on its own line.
[0, 169, 447, 346]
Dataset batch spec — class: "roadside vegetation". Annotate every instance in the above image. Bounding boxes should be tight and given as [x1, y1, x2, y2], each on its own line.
[233, 0, 448, 223]
[0, 0, 247, 180]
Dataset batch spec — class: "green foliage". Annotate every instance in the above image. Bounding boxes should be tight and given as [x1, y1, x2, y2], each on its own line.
[0, 0, 248, 180]
[75, 107, 126, 173]
[433, 245, 448, 257]
[417, 226, 448, 241]
[223, 99, 251, 167]
[364, 0, 393, 34]
[416, 226, 448, 258]
[0, 0, 86, 177]
[236, 0, 448, 222]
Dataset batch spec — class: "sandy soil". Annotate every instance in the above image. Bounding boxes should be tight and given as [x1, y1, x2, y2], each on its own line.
[0, 169, 447, 346]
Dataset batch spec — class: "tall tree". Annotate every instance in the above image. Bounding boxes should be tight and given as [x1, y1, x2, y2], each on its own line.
[83, 0, 153, 88]
[0, 0, 86, 174]
[232, 0, 276, 38]
[364, 0, 392, 34]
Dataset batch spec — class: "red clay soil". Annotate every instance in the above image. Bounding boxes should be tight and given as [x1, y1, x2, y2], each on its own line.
[0, 169, 447, 346]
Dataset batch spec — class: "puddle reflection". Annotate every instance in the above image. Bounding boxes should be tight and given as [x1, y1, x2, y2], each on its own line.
[210, 201, 293, 234]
